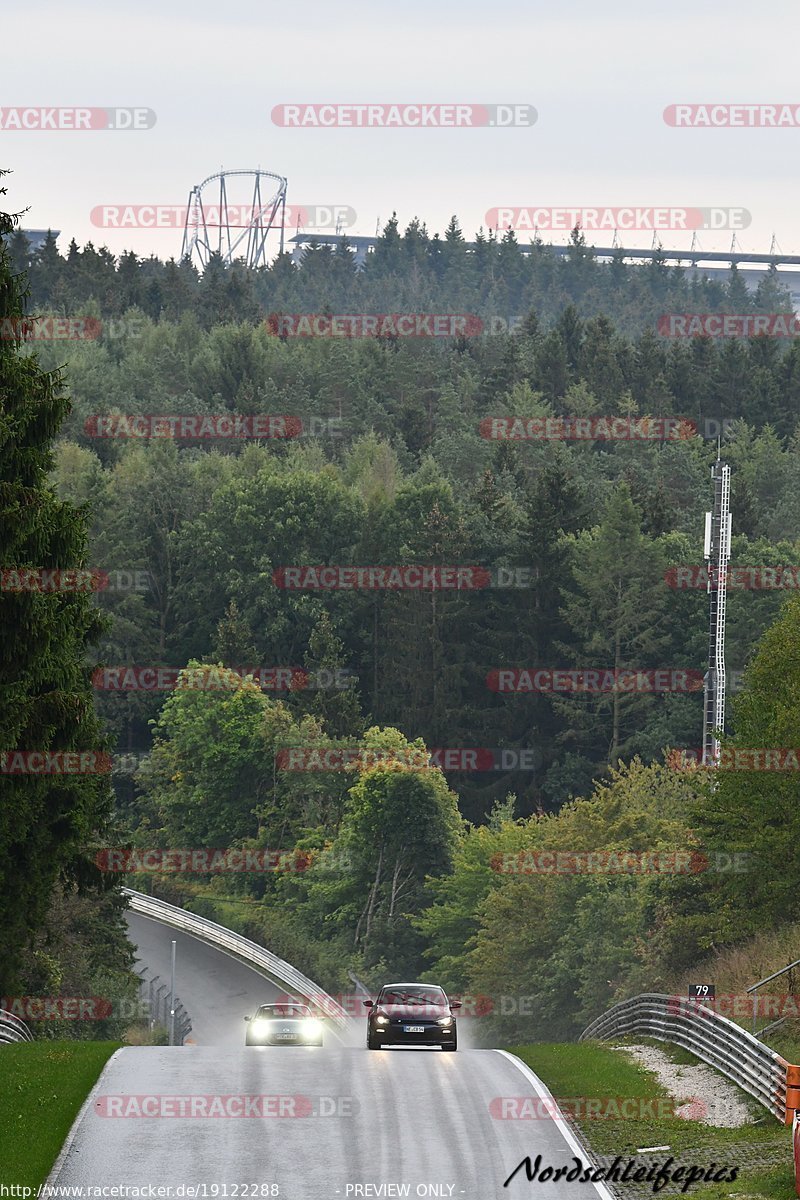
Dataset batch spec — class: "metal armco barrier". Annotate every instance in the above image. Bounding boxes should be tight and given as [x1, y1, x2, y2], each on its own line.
[0, 1007, 33, 1044]
[581, 992, 800, 1124]
[135, 966, 192, 1044]
[123, 888, 350, 1028]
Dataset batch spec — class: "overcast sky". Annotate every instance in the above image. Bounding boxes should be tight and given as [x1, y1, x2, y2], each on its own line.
[3, 0, 798, 262]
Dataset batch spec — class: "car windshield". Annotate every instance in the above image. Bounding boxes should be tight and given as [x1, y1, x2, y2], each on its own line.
[257, 1005, 310, 1019]
[380, 987, 446, 1006]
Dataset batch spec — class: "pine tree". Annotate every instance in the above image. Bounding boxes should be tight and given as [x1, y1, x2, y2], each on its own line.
[303, 608, 363, 737]
[0, 181, 113, 988]
[557, 482, 670, 767]
[7, 228, 31, 276]
[30, 230, 62, 305]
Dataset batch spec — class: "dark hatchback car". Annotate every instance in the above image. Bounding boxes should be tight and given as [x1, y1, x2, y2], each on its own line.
[364, 983, 460, 1051]
[244, 1002, 324, 1046]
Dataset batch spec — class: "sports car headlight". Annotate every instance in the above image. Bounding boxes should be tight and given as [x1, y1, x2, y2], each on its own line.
[250, 1019, 269, 1035]
[301, 1018, 322, 1039]
[375, 1015, 389, 1025]
[437, 1016, 452, 1026]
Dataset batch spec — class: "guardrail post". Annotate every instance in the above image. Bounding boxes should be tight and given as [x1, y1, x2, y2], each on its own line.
[148, 975, 160, 1024]
[169, 939, 176, 1046]
[155, 983, 167, 1028]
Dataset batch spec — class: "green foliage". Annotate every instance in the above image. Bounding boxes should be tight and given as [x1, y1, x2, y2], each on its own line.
[0, 184, 114, 989]
[139, 663, 322, 846]
[10, 194, 800, 1014]
[666, 592, 800, 948]
[418, 759, 704, 1038]
[273, 727, 463, 979]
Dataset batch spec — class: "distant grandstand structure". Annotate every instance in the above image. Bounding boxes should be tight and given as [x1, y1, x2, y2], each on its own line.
[19, 229, 59, 253]
[289, 232, 800, 307]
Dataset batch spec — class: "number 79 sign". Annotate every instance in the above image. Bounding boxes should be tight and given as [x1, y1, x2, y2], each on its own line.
[689, 984, 715, 1000]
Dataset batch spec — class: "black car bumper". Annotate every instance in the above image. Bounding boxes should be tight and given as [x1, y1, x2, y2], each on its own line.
[371, 1021, 455, 1045]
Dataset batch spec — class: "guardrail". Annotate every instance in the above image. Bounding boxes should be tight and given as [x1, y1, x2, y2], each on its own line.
[123, 889, 350, 1028]
[581, 992, 799, 1124]
[0, 1007, 34, 1044]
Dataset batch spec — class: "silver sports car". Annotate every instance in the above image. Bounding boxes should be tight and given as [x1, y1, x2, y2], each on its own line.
[244, 1002, 324, 1046]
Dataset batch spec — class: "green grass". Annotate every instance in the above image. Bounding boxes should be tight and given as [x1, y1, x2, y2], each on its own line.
[764, 1033, 800, 1066]
[688, 1166, 797, 1200]
[510, 1041, 794, 1197]
[0, 1041, 120, 1188]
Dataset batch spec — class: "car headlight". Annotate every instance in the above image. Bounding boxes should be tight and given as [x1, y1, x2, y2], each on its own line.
[437, 1017, 452, 1026]
[250, 1019, 269, 1036]
[301, 1018, 322, 1040]
[375, 1015, 389, 1025]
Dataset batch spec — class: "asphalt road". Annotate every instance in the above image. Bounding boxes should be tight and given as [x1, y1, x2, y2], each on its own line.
[126, 911, 287, 1046]
[98, 912, 611, 1198]
[50, 1043, 611, 1199]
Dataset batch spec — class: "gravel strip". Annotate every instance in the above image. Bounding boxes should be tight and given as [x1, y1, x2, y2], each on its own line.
[610, 1042, 755, 1127]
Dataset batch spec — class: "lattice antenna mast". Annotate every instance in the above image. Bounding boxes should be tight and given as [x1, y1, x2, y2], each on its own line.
[181, 169, 287, 269]
[702, 458, 732, 764]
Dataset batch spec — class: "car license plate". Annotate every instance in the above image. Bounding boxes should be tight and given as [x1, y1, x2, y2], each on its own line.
[278, 1032, 296, 1039]
[404, 1025, 425, 1033]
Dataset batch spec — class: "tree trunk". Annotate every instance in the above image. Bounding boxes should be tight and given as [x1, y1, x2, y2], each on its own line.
[355, 839, 383, 950]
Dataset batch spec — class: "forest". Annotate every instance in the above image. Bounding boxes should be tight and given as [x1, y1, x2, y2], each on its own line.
[4, 209, 800, 1040]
